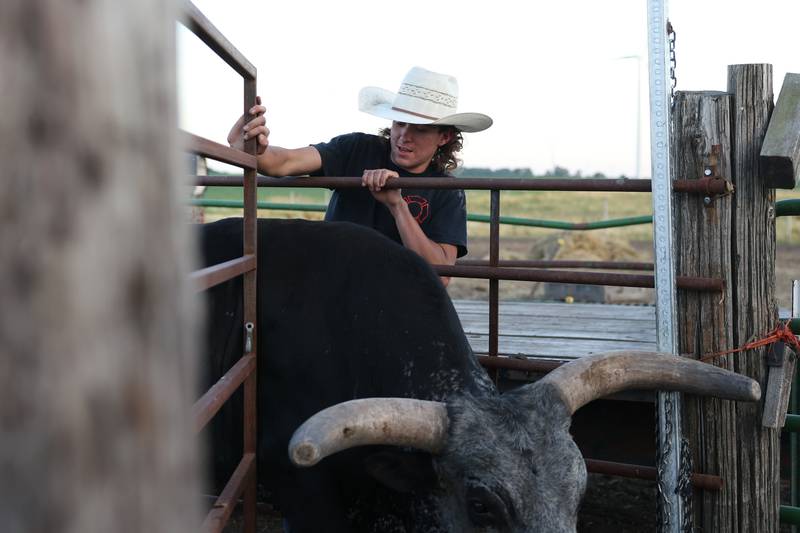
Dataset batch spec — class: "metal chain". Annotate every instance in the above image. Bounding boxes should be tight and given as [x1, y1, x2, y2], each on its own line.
[667, 21, 677, 107]
[655, 394, 675, 530]
[677, 437, 694, 533]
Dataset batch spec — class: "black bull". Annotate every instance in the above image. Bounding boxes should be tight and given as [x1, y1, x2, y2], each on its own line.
[199, 217, 760, 533]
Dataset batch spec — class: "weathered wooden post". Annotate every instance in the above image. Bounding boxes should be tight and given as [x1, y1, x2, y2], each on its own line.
[676, 64, 778, 531]
[728, 62, 778, 532]
[0, 1, 200, 532]
[673, 90, 736, 531]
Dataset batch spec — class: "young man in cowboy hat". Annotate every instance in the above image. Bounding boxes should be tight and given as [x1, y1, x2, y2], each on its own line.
[227, 66, 492, 286]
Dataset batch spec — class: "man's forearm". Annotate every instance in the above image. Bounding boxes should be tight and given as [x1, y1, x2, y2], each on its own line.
[388, 202, 456, 286]
[255, 146, 291, 176]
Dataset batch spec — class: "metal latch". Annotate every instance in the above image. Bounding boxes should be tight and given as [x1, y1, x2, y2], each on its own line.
[245, 322, 254, 354]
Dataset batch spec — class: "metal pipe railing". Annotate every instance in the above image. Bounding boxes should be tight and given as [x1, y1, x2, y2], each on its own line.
[180, 3, 258, 532]
[190, 198, 655, 231]
[194, 174, 732, 194]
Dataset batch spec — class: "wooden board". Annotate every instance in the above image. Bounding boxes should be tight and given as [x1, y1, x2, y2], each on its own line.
[760, 72, 800, 189]
[452, 300, 657, 360]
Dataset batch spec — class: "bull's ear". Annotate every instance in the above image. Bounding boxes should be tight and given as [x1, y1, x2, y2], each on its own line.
[364, 450, 437, 493]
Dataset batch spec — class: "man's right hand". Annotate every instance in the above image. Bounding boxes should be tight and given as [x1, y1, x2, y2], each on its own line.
[227, 96, 269, 155]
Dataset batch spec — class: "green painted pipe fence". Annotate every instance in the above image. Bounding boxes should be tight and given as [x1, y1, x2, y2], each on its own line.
[191, 198, 800, 231]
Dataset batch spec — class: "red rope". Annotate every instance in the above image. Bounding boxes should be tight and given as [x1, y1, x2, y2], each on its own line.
[700, 321, 800, 363]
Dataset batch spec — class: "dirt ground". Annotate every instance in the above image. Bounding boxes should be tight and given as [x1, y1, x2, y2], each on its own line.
[223, 233, 797, 532]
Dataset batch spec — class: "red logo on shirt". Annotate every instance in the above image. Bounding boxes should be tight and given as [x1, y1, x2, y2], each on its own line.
[403, 195, 430, 224]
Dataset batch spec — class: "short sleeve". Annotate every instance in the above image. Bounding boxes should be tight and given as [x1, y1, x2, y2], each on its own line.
[424, 189, 468, 257]
[310, 134, 358, 177]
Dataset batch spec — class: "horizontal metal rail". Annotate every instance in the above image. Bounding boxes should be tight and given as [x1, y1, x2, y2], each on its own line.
[777, 199, 800, 217]
[478, 355, 564, 374]
[786, 414, 800, 433]
[585, 458, 722, 491]
[183, 132, 258, 170]
[201, 452, 256, 533]
[191, 198, 800, 228]
[190, 254, 256, 292]
[467, 213, 654, 230]
[194, 174, 731, 194]
[193, 354, 256, 434]
[782, 504, 800, 525]
[190, 198, 656, 231]
[459, 259, 653, 270]
[181, 1, 256, 80]
[435, 264, 723, 292]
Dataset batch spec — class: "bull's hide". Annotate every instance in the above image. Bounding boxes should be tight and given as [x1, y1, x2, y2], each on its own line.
[199, 218, 495, 532]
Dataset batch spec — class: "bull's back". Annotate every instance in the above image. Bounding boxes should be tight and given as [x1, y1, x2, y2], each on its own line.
[197, 218, 491, 527]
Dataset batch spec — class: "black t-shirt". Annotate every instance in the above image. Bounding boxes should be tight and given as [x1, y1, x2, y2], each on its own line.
[311, 132, 468, 257]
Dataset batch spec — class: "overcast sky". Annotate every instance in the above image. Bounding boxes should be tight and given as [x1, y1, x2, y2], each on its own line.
[177, 0, 799, 178]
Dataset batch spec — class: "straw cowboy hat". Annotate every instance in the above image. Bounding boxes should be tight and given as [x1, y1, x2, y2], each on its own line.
[358, 66, 493, 133]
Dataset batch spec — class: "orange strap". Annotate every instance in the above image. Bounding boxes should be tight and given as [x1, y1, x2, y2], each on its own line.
[700, 321, 800, 363]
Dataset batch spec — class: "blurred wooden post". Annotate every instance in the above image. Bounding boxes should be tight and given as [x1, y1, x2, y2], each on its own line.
[0, 1, 199, 533]
[672, 90, 735, 531]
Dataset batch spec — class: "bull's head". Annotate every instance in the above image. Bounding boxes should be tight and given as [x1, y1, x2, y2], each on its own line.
[289, 351, 760, 532]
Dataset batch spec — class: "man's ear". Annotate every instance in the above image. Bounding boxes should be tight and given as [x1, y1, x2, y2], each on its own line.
[363, 450, 437, 493]
[438, 129, 454, 147]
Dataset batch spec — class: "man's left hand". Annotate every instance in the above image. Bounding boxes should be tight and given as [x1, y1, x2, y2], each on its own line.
[362, 169, 403, 207]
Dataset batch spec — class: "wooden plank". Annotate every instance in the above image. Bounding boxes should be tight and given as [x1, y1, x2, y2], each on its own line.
[762, 343, 797, 428]
[760, 73, 800, 189]
[457, 317, 655, 343]
[453, 300, 656, 320]
[452, 300, 657, 359]
[464, 333, 656, 359]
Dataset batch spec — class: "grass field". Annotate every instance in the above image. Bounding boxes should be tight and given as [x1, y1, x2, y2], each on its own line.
[197, 184, 800, 245]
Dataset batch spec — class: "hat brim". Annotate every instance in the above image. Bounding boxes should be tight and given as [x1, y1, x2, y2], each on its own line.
[358, 86, 492, 133]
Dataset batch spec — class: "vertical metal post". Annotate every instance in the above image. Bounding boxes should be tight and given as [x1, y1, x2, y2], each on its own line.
[489, 190, 500, 380]
[647, 0, 683, 531]
[242, 78, 258, 533]
[793, 279, 800, 533]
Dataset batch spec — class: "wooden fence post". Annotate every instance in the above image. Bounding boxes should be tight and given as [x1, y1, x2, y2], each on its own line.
[727, 63, 779, 532]
[677, 64, 779, 532]
[0, 1, 199, 533]
[673, 90, 736, 531]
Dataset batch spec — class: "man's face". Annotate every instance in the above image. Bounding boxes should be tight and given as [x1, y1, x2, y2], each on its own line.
[389, 121, 453, 174]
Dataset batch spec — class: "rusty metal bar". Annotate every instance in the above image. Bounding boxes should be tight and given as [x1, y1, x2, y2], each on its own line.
[434, 264, 724, 292]
[489, 190, 500, 361]
[241, 77, 258, 533]
[459, 259, 654, 270]
[585, 458, 723, 491]
[190, 254, 256, 292]
[181, 1, 256, 80]
[194, 174, 730, 194]
[192, 354, 256, 434]
[477, 355, 565, 374]
[182, 132, 258, 170]
[201, 452, 257, 533]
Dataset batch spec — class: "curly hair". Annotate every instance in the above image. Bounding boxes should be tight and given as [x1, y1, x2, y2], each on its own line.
[379, 126, 463, 174]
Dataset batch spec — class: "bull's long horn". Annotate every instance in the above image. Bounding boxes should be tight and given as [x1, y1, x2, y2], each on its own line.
[537, 351, 761, 415]
[289, 398, 449, 467]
